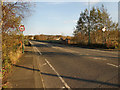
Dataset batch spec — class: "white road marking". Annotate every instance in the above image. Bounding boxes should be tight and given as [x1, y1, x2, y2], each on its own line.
[30, 41, 71, 89]
[45, 59, 71, 89]
[30, 41, 42, 55]
[33, 46, 42, 55]
[32, 43, 46, 89]
[34, 47, 42, 55]
[87, 49, 118, 54]
[52, 45, 118, 58]
[107, 63, 118, 68]
[93, 57, 107, 60]
[31, 41, 119, 88]
[29, 41, 33, 45]
[41, 63, 47, 67]
[62, 86, 65, 88]
[88, 57, 107, 60]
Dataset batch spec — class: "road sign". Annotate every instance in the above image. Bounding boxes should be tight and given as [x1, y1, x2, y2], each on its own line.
[102, 27, 106, 32]
[19, 25, 25, 53]
[19, 25, 25, 32]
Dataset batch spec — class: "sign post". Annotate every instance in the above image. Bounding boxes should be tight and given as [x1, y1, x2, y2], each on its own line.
[19, 25, 25, 53]
[102, 26, 106, 45]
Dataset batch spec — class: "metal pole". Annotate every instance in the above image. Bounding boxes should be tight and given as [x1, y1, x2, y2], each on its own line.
[103, 31, 104, 45]
[88, 27, 90, 45]
[102, 27, 106, 46]
[22, 31, 24, 53]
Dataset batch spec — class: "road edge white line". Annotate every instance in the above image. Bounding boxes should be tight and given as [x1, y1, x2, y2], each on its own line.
[30, 41, 46, 89]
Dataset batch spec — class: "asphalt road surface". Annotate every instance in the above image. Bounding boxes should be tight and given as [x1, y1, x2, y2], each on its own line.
[30, 40, 119, 88]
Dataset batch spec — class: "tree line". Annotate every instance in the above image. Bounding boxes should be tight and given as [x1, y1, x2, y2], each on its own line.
[73, 5, 119, 49]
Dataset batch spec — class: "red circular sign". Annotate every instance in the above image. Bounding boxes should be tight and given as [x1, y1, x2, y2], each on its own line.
[19, 25, 25, 32]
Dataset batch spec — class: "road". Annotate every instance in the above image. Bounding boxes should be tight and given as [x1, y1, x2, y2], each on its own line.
[30, 40, 119, 88]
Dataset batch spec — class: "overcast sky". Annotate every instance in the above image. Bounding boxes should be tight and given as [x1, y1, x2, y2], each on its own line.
[23, 2, 118, 36]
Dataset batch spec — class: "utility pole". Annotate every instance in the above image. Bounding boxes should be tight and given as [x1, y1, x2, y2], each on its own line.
[88, 0, 91, 45]
[22, 31, 24, 53]
[118, 1, 120, 49]
[102, 26, 106, 46]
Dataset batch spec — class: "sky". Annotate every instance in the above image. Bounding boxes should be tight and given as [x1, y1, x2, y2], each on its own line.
[23, 2, 118, 36]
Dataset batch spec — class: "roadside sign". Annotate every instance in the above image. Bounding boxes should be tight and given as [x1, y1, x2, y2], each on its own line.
[19, 25, 25, 53]
[102, 27, 106, 32]
[19, 25, 25, 32]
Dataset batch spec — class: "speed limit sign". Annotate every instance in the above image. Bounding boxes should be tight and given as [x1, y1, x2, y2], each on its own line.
[19, 25, 25, 32]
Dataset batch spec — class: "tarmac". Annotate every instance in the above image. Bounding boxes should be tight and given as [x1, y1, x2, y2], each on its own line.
[7, 45, 43, 88]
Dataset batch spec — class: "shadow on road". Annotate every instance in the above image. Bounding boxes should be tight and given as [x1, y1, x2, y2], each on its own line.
[33, 44, 50, 48]
[41, 52, 75, 57]
[25, 50, 119, 59]
[13, 64, 40, 72]
[25, 51, 38, 55]
[12, 64, 120, 88]
[41, 72, 119, 87]
[41, 51, 119, 59]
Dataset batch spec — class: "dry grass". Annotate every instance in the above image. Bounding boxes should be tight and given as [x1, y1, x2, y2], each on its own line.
[2, 47, 23, 86]
[9, 49, 22, 64]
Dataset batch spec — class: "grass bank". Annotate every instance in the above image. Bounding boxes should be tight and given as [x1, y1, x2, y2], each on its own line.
[2, 39, 31, 88]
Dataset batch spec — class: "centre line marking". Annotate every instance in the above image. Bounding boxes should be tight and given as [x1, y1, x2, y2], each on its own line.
[29, 41, 42, 55]
[34, 47, 42, 55]
[45, 59, 71, 89]
[31, 42, 71, 89]
[107, 63, 118, 68]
